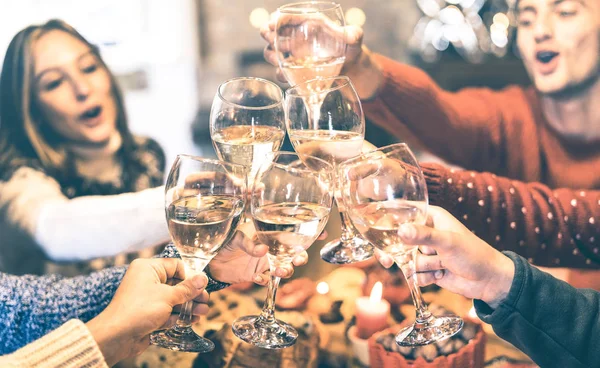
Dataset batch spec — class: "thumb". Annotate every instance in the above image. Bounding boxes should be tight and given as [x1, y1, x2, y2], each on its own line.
[168, 273, 208, 306]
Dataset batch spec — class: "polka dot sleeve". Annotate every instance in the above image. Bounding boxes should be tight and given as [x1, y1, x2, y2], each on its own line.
[422, 162, 600, 268]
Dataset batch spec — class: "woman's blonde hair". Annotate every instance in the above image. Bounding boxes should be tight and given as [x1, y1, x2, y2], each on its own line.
[0, 19, 135, 176]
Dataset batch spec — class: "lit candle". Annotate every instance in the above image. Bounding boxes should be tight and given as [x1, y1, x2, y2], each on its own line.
[355, 282, 390, 339]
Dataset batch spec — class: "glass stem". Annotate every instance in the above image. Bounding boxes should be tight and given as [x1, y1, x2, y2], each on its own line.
[393, 247, 432, 323]
[173, 256, 207, 331]
[337, 200, 358, 243]
[259, 274, 281, 323]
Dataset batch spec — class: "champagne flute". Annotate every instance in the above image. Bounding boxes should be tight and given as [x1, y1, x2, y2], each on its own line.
[210, 77, 285, 185]
[232, 152, 334, 349]
[150, 155, 246, 352]
[275, 1, 346, 87]
[338, 143, 463, 346]
[285, 76, 374, 264]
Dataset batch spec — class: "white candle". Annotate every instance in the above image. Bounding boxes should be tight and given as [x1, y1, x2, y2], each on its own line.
[355, 282, 390, 339]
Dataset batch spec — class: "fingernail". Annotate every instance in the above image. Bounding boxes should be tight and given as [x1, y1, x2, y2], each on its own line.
[434, 270, 444, 279]
[399, 224, 416, 240]
[193, 274, 208, 288]
[254, 274, 263, 283]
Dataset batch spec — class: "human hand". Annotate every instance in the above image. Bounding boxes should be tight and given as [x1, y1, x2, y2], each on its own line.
[260, 16, 364, 81]
[86, 258, 209, 366]
[396, 206, 515, 309]
[207, 220, 309, 286]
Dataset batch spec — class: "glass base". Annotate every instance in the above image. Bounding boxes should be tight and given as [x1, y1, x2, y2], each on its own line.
[232, 315, 298, 349]
[320, 237, 374, 264]
[150, 326, 215, 353]
[395, 315, 463, 346]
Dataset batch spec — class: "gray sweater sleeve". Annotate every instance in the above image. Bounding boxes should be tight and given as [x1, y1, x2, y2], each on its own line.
[475, 251, 600, 368]
[0, 266, 126, 354]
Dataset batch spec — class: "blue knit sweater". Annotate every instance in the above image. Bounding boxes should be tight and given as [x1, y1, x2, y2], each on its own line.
[0, 245, 183, 354]
[0, 266, 127, 354]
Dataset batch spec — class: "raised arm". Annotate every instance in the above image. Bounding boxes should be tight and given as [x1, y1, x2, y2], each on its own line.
[0, 167, 169, 262]
[421, 163, 600, 268]
[359, 53, 535, 174]
[0, 266, 126, 354]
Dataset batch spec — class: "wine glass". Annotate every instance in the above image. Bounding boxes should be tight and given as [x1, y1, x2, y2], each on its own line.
[275, 1, 346, 88]
[232, 152, 334, 349]
[338, 143, 463, 346]
[285, 76, 374, 264]
[210, 77, 285, 185]
[150, 155, 246, 352]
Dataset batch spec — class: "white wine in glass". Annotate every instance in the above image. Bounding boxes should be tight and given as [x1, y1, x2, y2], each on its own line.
[232, 152, 334, 349]
[210, 77, 285, 184]
[276, 2, 346, 88]
[339, 143, 463, 346]
[150, 156, 246, 353]
[285, 76, 374, 264]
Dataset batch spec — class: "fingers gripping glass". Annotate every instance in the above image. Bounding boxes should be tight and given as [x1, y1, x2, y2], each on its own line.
[232, 152, 334, 349]
[150, 155, 247, 352]
[338, 143, 463, 346]
[275, 1, 346, 87]
[285, 76, 374, 264]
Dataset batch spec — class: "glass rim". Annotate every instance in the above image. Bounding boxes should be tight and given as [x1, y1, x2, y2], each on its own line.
[285, 75, 352, 98]
[337, 142, 420, 169]
[175, 154, 248, 172]
[216, 77, 284, 110]
[258, 150, 334, 176]
[278, 1, 341, 13]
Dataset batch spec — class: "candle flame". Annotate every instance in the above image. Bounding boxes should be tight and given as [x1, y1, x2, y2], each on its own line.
[370, 281, 383, 303]
[316, 281, 329, 295]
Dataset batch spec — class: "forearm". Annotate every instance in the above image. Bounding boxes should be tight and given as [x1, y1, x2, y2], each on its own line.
[0, 320, 108, 368]
[360, 54, 524, 171]
[422, 163, 600, 268]
[0, 168, 169, 262]
[0, 267, 126, 354]
[35, 186, 170, 260]
[475, 252, 600, 367]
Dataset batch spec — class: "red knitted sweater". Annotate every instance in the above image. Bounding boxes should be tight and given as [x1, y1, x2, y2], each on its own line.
[362, 54, 600, 269]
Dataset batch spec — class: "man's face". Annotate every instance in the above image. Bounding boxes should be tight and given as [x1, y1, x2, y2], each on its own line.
[516, 0, 600, 96]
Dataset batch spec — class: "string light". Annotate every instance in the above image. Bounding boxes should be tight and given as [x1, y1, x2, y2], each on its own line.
[411, 0, 516, 63]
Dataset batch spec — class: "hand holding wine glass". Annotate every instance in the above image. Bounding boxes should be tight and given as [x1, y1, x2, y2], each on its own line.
[400, 206, 516, 310]
[261, 6, 383, 100]
[232, 152, 334, 349]
[271, 1, 346, 88]
[150, 155, 246, 353]
[338, 143, 463, 346]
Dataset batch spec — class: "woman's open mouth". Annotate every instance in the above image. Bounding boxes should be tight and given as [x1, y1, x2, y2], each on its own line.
[79, 106, 104, 126]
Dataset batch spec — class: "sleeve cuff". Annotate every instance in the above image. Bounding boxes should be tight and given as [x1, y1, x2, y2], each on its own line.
[160, 244, 230, 293]
[420, 162, 447, 206]
[4, 319, 108, 367]
[474, 251, 527, 324]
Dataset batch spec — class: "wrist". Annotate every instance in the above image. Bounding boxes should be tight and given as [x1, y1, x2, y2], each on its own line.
[86, 311, 126, 366]
[484, 252, 515, 309]
[343, 46, 384, 100]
